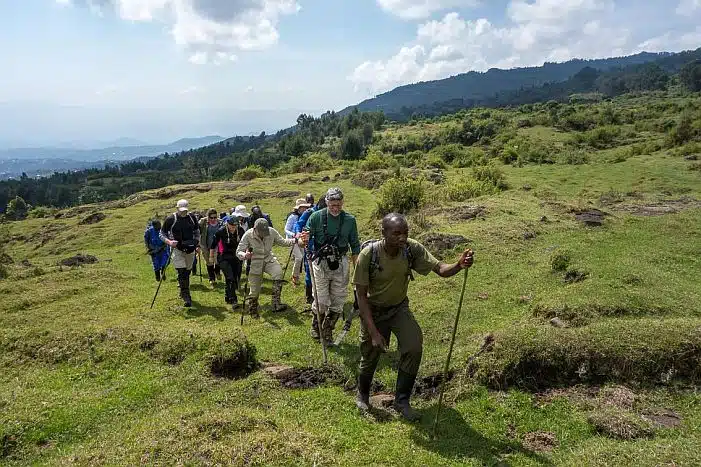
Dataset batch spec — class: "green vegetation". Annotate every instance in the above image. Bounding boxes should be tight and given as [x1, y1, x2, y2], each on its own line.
[2, 89, 701, 465]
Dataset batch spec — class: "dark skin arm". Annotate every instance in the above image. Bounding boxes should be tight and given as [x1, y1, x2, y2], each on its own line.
[359, 248, 475, 351]
[432, 248, 474, 277]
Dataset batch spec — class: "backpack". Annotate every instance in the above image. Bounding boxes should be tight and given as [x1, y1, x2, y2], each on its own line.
[361, 239, 415, 281]
[170, 212, 198, 253]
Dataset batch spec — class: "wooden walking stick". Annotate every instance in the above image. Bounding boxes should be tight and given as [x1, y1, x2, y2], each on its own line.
[431, 267, 469, 439]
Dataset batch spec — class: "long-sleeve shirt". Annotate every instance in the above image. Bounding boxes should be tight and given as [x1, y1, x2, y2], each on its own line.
[236, 227, 296, 275]
[160, 212, 200, 246]
[284, 212, 300, 238]
[210, 225, 244, 260]
[304, 208, 361, 256]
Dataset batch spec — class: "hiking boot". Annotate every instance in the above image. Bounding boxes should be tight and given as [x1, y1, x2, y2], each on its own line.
[249, 298, 260, 319]
[310, 313, 320, 340]
[155, 269, 161, 282]
[356, 371, 373, 413]
[271, 280, 288, 313]
[392, 370, 420, 422]
[321, 311, 341, 345]
[160, 268, 166, 281]
[209, 279, 216, 288]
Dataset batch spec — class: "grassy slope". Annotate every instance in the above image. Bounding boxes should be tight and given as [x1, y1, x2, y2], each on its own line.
[3, 102, 701, 465]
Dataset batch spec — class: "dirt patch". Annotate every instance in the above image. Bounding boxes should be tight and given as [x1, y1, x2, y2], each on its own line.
[437, 205, 487, 221]
[563, 269, 588, 284]
[523, 231, 537, 240]
[79, 212, 106, 225]
[573, 208, 608, 226]
[522, 431, 558, 452]
[684, 154, 699, 161]
[642, 409, 682, 428]
[220, 190, 300, 204]
[599, 386, 636, 410]
[419, 233, 470, 258]
[413, 370, 455, 399]
[210, 355, 256, 380]
[19, 259, 33, 268]
[587, 409, 655, 440]
[275, 365, 345, 389]
[59, 254, 99, 267]
[613, 198, 701, 217]
[369, 393, 395, 408]
[0, 253, 13, 264]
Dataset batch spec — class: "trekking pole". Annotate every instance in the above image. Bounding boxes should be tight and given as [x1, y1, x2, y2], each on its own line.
[307, 251, 328, 364]
[241, 247, 253, 326]
[150, 248, 176, 309]
[281, 245, 294, 281]
[198, 250, 203, 283]
[431, 267, 469, 439]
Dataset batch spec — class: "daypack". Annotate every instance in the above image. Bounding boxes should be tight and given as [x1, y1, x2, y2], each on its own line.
[170, 212, 198, 253]
[144, 226, 165, 252]
[361, 239, 415, 281]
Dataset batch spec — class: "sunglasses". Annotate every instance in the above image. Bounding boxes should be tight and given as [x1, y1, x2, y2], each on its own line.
[208, 216, 217, 219]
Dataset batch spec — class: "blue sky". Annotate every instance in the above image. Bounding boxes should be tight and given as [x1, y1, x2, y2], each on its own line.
[1, 0, 700, 146]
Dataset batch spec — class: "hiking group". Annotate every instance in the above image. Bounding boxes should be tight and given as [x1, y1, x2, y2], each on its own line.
[146, 187, 474, 421]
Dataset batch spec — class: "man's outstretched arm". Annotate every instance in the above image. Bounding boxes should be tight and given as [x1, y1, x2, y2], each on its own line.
[432, 249, 474, 278]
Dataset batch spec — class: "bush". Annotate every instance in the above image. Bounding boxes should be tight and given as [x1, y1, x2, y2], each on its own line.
[233, 165, 266, 181]
[571, 126, 622, 149]
[429, 143, 466, 163]
[360, 150, 396, 171]
[421, 154, 448, 169]
[551, 252, 571, 272]
[274, 153, 333, 175]
[443, 179, 496, 201]
[559, 149, 590, 165]
[473, 163, 508, 190]
[376, 176, 425, 216]
[453, 147, 488, 168]
[27, 206, 58, 219]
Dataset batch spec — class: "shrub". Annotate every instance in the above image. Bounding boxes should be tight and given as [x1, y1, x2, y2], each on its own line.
[27, 206, 58, 219]
[453, 147, 489, 168]
[233, 164, 266, 181]
[551, 252, 571, 272]
[275, 153, 333, 175]
[421, 154, 448, 169]
[360, 150, 396, 171]
[571, 126, 622, 149]
[559, 149, 590, 165]
[473, 163, 508, 190]
[443, 179, 496, 201]
[429, 143, 466, 163]
[376, 176, 425, 216]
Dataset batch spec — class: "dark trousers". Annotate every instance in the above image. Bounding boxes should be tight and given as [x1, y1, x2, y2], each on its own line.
[206, 264, 221, 281]
[359, 298, 423, 378]
[218, 256, 242, 302]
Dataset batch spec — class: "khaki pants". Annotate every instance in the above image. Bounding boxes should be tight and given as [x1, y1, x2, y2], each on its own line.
[292, 244, 304, 279]
[311, 256, 349, 317]
[172, 249, 196, 270]
[247, 260, 283, 299]
[359, 298, 423, 376]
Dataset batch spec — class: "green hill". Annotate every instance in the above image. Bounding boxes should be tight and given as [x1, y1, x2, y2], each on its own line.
[1, 91, 701, 465]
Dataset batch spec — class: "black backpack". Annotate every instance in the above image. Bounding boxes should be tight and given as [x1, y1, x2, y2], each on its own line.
[361, 239, 414, 281]
[171, 212, 198, 253]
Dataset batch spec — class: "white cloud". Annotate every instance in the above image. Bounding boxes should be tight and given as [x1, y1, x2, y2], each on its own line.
[245, 85, 255, 92]
[351, 0, 641, 95]
[636, 27, 701, 53]
[57, 0, 300, 64]
[676, 0, 701, 14]
[377, 0, 478, 20]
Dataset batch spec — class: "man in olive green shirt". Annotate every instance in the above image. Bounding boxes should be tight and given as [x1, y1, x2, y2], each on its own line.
[353, 213, 474, 421]
[303, 187, 361, 345]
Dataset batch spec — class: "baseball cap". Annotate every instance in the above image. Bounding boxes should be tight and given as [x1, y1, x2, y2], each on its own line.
[253, 217, 270, 237]
[176, 199, 189, 212]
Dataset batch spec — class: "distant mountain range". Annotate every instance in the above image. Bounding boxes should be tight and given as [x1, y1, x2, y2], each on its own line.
[343, 51, 678, 120]
[0, 135, 226, 179]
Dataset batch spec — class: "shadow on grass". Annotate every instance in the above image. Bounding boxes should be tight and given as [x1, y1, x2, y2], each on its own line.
[184, 302, 230, 321]
[410, 406, 553, 466]
[262, 306, 305, 326]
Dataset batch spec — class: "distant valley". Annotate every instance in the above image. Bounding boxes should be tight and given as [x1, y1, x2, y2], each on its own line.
[0, 135, 226, 179]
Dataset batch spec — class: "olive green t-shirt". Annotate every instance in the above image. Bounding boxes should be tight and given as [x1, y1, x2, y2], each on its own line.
[353, 238, 440, 310]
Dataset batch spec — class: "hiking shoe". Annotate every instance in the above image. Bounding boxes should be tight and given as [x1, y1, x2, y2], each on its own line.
[356, 391, 370, 412]
[209, 280, 216, 287]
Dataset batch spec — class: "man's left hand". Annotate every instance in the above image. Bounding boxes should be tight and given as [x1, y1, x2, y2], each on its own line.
[459, 249, 474, 269]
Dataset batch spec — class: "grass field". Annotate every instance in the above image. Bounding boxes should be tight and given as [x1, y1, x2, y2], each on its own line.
[2, 96, 701, 465]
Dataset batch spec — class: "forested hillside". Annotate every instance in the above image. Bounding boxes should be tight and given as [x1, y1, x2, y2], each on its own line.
[2, 49, 701, 216]
[349, 49, 701, 120]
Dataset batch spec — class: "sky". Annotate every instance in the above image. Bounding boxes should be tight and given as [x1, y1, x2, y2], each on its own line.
[1, 0, 700, 147]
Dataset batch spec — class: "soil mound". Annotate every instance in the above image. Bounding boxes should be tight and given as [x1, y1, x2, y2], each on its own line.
[79, 212, 106, 225]
[59, 254, 98, 267]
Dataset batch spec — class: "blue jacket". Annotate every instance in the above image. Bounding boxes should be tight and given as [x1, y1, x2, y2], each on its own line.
[295, 206, 319, 252]
[144, 226, 166, 252]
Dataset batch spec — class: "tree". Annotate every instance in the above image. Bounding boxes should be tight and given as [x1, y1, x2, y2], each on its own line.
[341, 130, 364, 160]
[6, 196, 28, 220]
[362, 123, 374, 145]
[680, 60, 701, 92]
